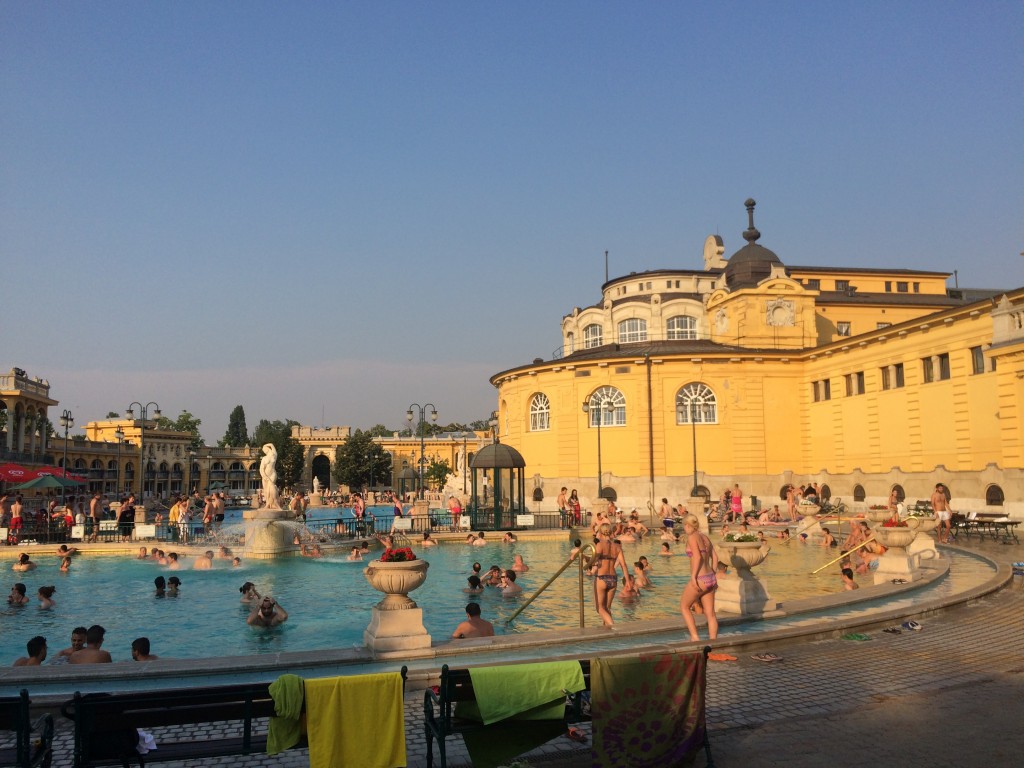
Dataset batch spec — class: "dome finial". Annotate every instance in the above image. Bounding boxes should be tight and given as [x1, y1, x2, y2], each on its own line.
[743, 198, 760, 244]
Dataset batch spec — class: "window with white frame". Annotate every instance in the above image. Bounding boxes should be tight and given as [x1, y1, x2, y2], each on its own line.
[583, 324, 603, 349]
[585, 386, 626, 427]
[617, 318, 647, 344]
[666, 315, 698, 340]
[529, 393, 550, 432]
[676, 383, 718, 424]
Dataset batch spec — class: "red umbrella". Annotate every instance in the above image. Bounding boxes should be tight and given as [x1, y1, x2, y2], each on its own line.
[0, 463, 34, 483]
[32, 466, 87, 482]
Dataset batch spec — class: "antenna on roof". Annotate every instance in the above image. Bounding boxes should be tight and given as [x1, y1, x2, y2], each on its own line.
[605, 250, 609, 283]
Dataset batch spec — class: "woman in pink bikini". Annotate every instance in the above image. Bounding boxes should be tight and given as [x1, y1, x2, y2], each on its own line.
[592, 522, 632, 627]
[680, 514, 720, 641]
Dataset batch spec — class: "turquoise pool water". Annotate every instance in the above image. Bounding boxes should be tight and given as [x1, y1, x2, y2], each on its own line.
[2, 523, 861, 663]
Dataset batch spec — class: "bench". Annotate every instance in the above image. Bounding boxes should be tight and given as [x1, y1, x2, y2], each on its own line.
[0, 689, 54, 768]
[953, 512, 1020, 543]
[62, 668, 407, 767]
[424, 653, 712, 768]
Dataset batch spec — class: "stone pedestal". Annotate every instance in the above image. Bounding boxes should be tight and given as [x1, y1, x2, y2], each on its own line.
[688, 496, 709, 533]
[870, 525, 921, 584]
[242, 509, 302, 559]
[363, 559, 431, 652]
[716, 573, 777, 614]
[906, 517, 940, 560]
[413, 500, 430, 517]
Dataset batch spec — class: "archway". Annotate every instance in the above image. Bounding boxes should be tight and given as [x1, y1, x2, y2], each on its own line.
[311, 455, 331, 492]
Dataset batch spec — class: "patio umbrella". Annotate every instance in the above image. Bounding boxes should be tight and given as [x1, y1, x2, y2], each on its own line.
[209, 481, 229, 490]
[32, 466, 87, 482]
[12, 475, 83, 490]
[0, 463, 34, 483]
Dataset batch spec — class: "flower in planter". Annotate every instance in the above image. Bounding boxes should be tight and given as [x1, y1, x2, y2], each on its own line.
[380, 547, 417, 562]
[723, 533, 759, 542]
[881, 519, 908, 528]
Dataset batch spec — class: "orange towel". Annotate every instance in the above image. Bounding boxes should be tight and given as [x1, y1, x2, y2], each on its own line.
[305, 672, 406, 768]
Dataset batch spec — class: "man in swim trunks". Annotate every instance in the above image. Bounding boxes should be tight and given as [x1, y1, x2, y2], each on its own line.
[451, 602, 495, 639]
[248, 596, 288, 627]
[931, 483, 951, 543]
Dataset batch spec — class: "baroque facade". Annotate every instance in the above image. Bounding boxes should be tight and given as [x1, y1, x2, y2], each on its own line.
[490, 200, 1023, 516]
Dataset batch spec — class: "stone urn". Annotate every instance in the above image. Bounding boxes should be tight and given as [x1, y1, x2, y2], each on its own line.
[364, 559, 430, 610]
[363, 558, 432, 652]
[906, 517, 938, 533]
[906, 516, 940, 561]
[866, 509, 892, 523]
[870, 525, 916, 554]
[719, 540, 770, 572]
[798, 503, 821, 519]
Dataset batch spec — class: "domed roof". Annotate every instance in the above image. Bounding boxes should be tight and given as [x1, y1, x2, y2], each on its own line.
[470, 442, 526, 469]
[723, 199, 783, 290]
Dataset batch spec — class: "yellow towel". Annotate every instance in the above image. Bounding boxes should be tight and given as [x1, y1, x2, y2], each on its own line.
[305, 672, 406, 768]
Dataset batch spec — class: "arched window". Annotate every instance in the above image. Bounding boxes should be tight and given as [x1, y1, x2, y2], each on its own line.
[529, 393, 551, 432]
[676, 383, 718, 424]
[853, 484, 866, 501]
[583, 324, 603, 349]
[667, 315, 698, 340]
[585, 386, 626, 427]
[694, 485, 711, 500]
[601, 486, 618, 502]
[617, 318, 647, 344]
[985, 485, 1004, 507]
[819, 484, 832, 501]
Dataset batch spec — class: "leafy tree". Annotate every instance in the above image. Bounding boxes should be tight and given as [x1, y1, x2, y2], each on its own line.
[469, 419, 492, 431]
[425, 459, 452, 490]
[106, 411, 121, 419]
[333, 429, 392, 490]
[222, 405, 249, 447]
[155, 410, 204, 450]
[366, 423, 394, 438]
[252, 419, 305, 489]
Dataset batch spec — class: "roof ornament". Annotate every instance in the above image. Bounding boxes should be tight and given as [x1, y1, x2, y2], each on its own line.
[743, 198, 761, 244]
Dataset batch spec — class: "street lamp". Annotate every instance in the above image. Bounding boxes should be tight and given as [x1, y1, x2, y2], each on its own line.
[406, 403, 438, 499]
[126, 401, 161, 498]
[59, 409, 73, 505]
[581, 397, 615, 500]
[114, 428, 125, 496]
[187, 450, 196, 494]
[677, 396, 700, 497]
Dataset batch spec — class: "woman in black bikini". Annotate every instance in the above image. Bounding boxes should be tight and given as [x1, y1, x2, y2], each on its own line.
[680, 514, 720, 641]
[593, 522, 632, 627]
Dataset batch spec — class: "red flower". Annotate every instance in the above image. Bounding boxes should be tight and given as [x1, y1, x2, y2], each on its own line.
[380, 547, 416, 562]
[882, 519, 908, 528]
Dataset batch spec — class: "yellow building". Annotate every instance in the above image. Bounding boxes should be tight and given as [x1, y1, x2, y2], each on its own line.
[491, 200, 1022, 516]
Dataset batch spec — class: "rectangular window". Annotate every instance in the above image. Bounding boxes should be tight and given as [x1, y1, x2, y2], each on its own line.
[938, 353, 950, 380]
[812, 379, 831, 402]
[836, 321, 851, 337]
[897, 281, 909, 293]
[881, 363, 905, 390]
[835, 279, 849, 291]
[895, 363, 904, 388]
[805, 279, 820, 290]
[885, 281, 892, 292]
[845, 372, 865, 396]
[913, 282, 920, 293]
[922, 357, 934, 383]
[970, 346, 985, 375]
[881, 367, 890, 390]
[922, 354, 950, 382]
[667, 281, 672, 288]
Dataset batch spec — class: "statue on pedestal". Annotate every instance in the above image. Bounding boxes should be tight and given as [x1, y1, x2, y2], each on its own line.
[260, 443, 282, 510]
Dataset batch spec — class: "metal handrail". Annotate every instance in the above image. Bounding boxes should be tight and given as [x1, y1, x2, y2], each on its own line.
[505, 543, 595, 627]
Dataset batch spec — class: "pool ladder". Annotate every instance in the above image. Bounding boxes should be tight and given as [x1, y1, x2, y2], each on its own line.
[505, 544, 596, 628]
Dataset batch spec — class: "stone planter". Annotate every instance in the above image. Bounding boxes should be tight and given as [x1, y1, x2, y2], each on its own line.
[715, 542, 776, 615]
[364, 559, 430, 610]
[865, 509, 892, 523]
[798, 504, 820, 518]
[906, 517, 940, 561]
[870, 525, 916, 554]
[906, 517, 938, 533]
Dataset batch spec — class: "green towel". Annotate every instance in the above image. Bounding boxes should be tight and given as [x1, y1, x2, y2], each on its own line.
[458, 661, 585, 768]
[267, 673, 304, 754]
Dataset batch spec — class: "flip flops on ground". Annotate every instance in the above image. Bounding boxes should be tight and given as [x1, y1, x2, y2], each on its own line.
[751, 652, 782, 663]
[883, 627, 902, 634]
[566, 728, 587, 744]
[707, 652, 738, 662]
[902, 620, 923, 631]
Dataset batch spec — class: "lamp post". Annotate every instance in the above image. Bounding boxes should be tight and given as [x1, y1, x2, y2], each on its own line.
[126, 401, 161, 498]
[406, 403, 437, 499]
[114, 428, 125, 496]
[581, 397, 615, 500]
[677, 397, 700, 497]
[59, 409, 73, 505]
[187, 450, 196, 495]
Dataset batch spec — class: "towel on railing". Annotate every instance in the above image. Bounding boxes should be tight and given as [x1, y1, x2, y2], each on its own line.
[458, 661, 585, 767]
[267, 673, 304, 755]
[591, 652, 707, 768]
[305, 672, 406, 768]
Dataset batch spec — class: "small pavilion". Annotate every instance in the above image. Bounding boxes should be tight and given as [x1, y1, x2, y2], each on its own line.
[468, 442, 526, 529]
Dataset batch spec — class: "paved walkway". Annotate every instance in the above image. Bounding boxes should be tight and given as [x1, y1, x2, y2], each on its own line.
[18, 543, 1024, 766]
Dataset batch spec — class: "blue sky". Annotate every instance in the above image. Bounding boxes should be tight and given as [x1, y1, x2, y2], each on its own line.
[3, 2, 1022, 443]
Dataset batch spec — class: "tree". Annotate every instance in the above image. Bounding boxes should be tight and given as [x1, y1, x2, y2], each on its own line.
[425, 459, 452, 491]
[106, 411, 121, 419]
[252, 419, 305, 490]
[222, 405, 249, 447]
[333, 429, 392, 490]
[155, 410, 204, 450]
[367, 423, 394, 438]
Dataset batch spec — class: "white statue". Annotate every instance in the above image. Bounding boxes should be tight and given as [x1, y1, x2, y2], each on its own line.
[456, 446, 466, 476]
[260, 443, 282, 510]
[313, 476, 321, 494]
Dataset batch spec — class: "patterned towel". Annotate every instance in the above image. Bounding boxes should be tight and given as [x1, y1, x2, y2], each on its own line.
[591, 652, 707, 768]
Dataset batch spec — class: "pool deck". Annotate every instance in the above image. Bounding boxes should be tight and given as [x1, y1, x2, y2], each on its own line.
[5, 535, 1022, 765]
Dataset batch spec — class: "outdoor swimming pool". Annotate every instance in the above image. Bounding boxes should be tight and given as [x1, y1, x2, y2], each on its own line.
[0, 522, 996, 665]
